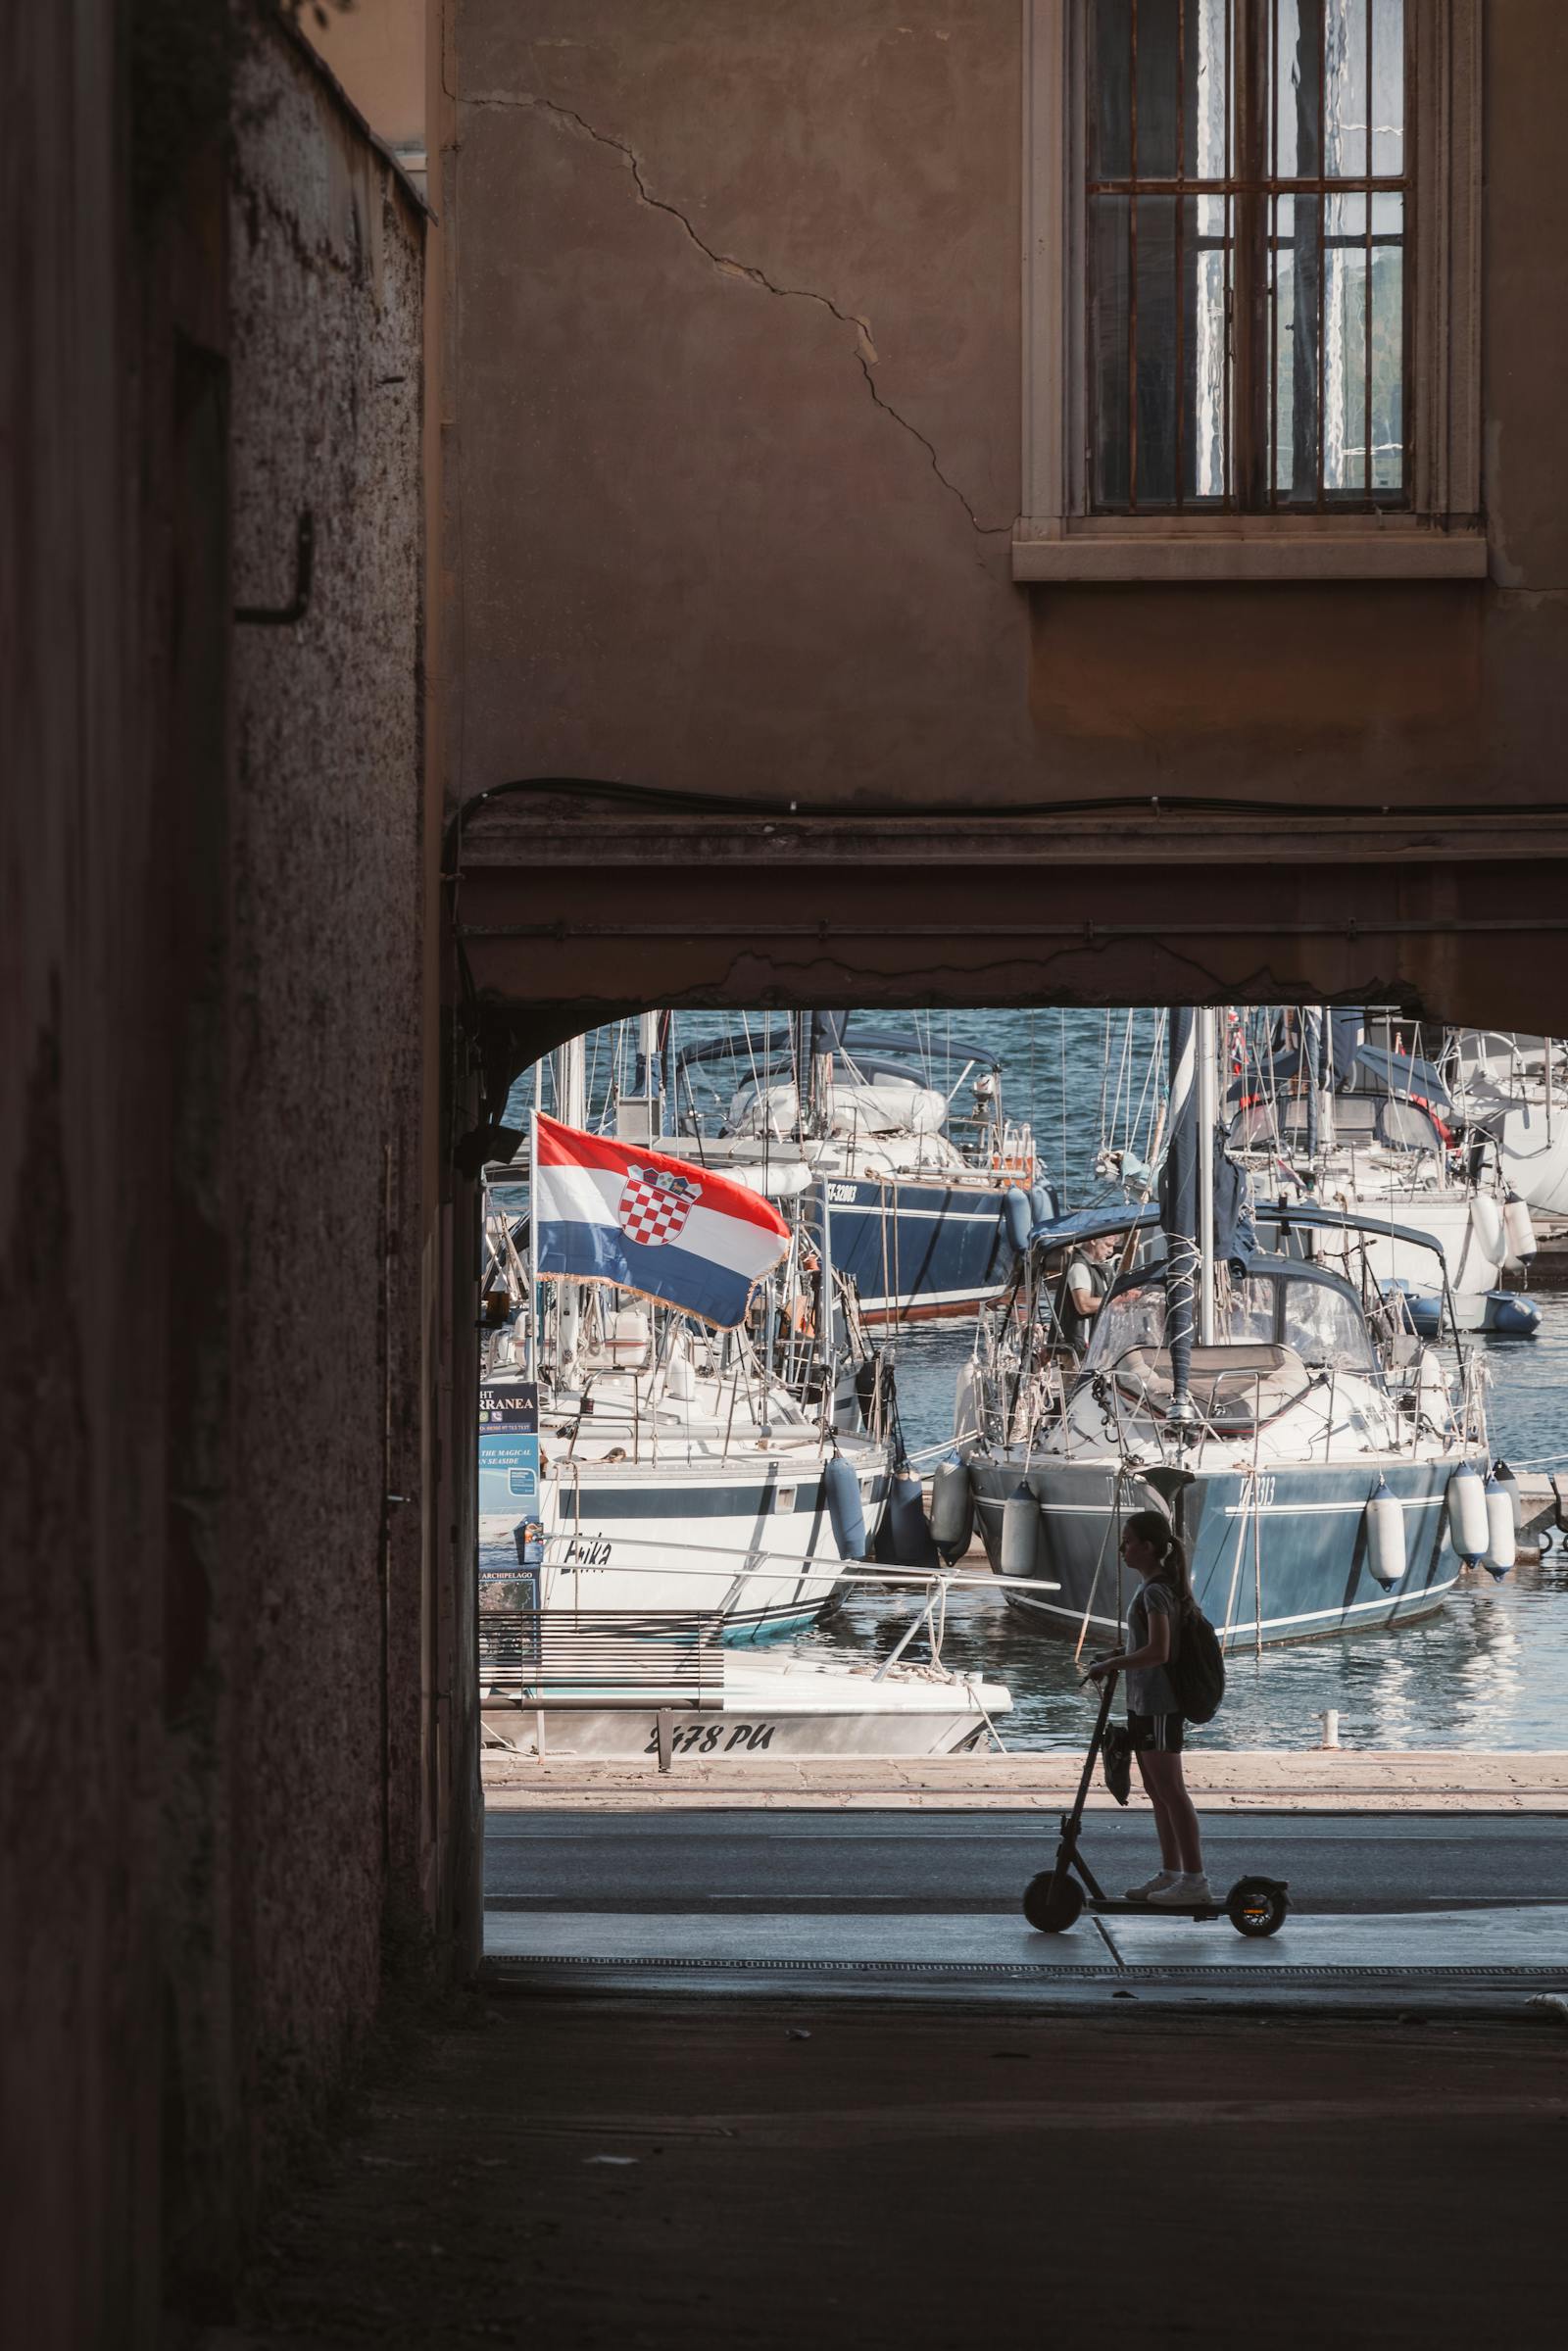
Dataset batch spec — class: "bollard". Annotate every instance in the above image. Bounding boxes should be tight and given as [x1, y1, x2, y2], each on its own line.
[1317, 1709, 1341, 1749]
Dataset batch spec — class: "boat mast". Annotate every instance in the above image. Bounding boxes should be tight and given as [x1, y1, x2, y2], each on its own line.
[1198, 1007, 1218, 1347]
[1165, 1007, 1200, 1429]
[1317, 1004, 1336, 1151]
[638, 1010, 662, 1137]
[554, 1031, 587, 1369]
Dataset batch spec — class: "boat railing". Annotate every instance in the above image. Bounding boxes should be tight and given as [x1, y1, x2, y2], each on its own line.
[513, 1522, 1059, 1600]
[477, 1606, 726, 1699]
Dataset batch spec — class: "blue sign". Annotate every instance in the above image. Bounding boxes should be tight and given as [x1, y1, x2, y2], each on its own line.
[479, 1381, 541, 1522]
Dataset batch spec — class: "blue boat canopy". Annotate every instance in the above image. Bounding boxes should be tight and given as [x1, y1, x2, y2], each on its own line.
[1026, 1204, 1159, 1249]
[1227, 1010, 1453, 1112]
[1028, 1195, 1449, 1265]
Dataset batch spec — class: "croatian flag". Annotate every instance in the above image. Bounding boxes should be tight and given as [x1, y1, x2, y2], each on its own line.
[531, 1112, 791, 1329]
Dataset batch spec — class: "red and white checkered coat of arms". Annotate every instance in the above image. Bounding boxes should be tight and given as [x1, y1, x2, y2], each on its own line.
[616, 1162, 701, 1248]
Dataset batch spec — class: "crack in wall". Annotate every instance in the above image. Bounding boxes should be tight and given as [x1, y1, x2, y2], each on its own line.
[465, 90, 1010, 538]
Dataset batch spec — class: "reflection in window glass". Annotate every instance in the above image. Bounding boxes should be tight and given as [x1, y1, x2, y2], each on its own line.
[1216, 1277, 1278, 1345]
[1086, 0, 1408, 512]
[1282, 1279, 1376, 1369]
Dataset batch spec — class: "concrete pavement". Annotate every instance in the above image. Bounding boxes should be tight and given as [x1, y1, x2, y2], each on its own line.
[220, 1999, 1568, 2348]
[482, 1746, 1568, 1807]
[483, 1806, 1568, 2010]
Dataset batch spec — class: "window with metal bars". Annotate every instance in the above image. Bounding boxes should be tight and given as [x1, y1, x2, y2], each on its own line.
[1086, 0, 1409, 513]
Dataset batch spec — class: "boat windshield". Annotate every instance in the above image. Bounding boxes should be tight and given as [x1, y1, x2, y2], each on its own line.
[1085, 1272, 1376, 1375]
[1228, 1098, 1444, 1155]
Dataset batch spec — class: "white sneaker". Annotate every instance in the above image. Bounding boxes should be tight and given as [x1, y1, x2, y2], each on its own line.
[1150, 1872, 1212, 1906]
[1124, 1871, 1179, 1901]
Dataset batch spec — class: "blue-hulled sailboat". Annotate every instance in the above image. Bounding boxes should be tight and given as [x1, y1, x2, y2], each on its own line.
[669, 1012, 1055, 1324]
[966, 1008, 1499, 1650]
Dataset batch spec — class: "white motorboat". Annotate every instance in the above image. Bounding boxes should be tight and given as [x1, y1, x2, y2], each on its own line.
[481, 1647, 1012, 1760]
[478, 1569, 1013, 1757]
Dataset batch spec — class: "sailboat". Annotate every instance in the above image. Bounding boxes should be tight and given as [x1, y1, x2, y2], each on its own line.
[667, 1012, 1053, 1323]
[478, 1033, 892, 1636]
[965, 1009, 1500, 1651]
[1226, 1008, 1538, 1334]
[1443, 1030, 1568, 1222]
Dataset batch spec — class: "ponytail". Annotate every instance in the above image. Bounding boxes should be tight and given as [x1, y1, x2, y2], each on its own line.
[1122, 1507, 1195, 1612]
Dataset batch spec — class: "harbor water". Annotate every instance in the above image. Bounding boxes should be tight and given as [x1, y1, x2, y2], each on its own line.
[510, 1008, 1568, 1751]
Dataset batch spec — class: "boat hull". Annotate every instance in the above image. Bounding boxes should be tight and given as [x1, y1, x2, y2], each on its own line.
[969, 1454, 1469, 1648]
[479, 1456, 890, 1637]
[807, 1176, 1018, 1322]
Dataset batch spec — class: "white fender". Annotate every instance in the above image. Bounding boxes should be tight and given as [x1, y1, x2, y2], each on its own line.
[1415, 1347, 1453, 1433]
[1366, 1481, 1406, 1588]
[1469, 1193, 1507, 1269]
[1485, 1473, 1516, 1576]
[1503, 1191, 1538, 1267]
[1000, 1483, 1038, 1578]
[953, 1358, 984, 1458]
[929, 1457, 975, 1559]
[1447, 1464, 1489, 1564]
[666, 1350, 697, 1403]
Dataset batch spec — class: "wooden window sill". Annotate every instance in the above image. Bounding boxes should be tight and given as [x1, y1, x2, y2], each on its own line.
[1011, 523, 1489, 584]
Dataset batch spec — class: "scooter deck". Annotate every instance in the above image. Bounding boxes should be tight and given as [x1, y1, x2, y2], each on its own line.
[1086, 1899, 1229, 1921]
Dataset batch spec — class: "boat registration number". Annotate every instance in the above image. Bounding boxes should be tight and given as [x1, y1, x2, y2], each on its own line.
[642, 1721, 778, 1755]
[827, 1183, 859, 1204]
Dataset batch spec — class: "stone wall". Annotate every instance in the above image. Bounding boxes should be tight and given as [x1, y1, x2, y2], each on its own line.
[1, 10, 453, 2340]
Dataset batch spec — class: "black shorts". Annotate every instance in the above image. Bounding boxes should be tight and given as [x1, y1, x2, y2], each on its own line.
[1127, 1710, 1185, 1754]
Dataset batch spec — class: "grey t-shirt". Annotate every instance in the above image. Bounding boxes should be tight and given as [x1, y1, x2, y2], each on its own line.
[1125, 1581, 1182, 1716]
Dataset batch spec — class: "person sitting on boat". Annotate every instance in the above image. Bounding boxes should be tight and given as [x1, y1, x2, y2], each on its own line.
[1059, 1232, 1116, 1353]
[1087, 1510, 1210, 1907]
[789, 1251, 819, 1338]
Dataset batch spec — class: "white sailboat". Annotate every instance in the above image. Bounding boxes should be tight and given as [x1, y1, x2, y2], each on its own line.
[1228, 1008, 1538, 1333]
[479, 1031, 892, 1635]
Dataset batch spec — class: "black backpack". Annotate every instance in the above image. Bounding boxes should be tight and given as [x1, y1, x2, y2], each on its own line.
[1167, 1604, 1226, 1725]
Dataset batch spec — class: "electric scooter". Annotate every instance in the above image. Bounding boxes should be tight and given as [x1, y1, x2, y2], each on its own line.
[1022, 1670, 1289, 1938]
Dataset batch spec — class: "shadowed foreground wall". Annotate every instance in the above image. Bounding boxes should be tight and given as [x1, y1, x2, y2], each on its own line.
[1, 12, 465, 2342]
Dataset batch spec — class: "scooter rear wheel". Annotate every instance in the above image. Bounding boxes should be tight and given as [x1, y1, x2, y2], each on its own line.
[1226, 1877, 1289, 1937]
[1023, 1871, 1085, 1934]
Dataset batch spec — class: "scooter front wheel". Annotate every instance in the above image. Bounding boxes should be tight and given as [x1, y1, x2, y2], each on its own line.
[1226, 1877, 1289, 1937]
[1023, 1871, 1085, 1934]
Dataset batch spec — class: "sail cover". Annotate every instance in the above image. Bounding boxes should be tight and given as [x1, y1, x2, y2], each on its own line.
[531, 1113, 791, 1328]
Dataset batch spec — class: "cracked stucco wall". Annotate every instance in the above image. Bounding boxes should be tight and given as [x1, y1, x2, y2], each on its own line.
[445, 0, 1568, 812]
[445, 0, 1033, 804]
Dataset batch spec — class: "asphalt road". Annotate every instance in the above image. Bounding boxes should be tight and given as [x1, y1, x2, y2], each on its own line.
[484, 1807, 1568, 1914]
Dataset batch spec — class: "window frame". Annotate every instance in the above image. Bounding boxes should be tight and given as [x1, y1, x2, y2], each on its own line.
[1016, 0, 1485, 579]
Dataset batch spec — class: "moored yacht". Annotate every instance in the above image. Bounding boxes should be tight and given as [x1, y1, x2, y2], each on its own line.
[966, 1010, 1499, 1651]
[670, 1012, 1054, 1323]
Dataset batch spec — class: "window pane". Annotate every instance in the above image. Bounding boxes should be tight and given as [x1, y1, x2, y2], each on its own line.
[1089, 0, 1133, 179]
[1184, 194, 1230, 500]
[1369, 190, 1404, 489]
[1272, 191, 1323, 502]
[1187, 0, 1230, 179]
[1089, 195, 1131, 506]
[1135, 195, 1179, 503]
[1274, 1, 1323, 177]
[1370, 0, 1404, 174]
[1323, 0, 1369, 179]
[1322, 188, 1368, 491]
[1138, 0, 1182, 178]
